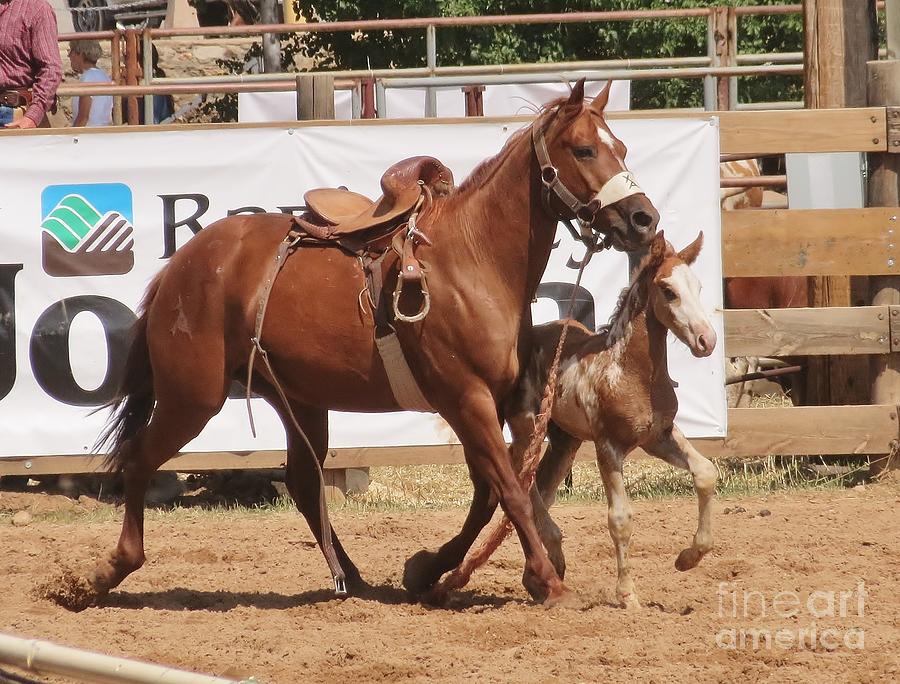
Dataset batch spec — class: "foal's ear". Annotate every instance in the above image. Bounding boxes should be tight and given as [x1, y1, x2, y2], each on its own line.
[650, 229, 667, 261]
[589, 80, 613, 114]
[561, 78, 586, 118]
[678, 231, 704, 265]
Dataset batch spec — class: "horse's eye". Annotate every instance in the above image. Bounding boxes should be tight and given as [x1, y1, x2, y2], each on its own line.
[662, 286, 678, 302]
[573, 146, 597, 160]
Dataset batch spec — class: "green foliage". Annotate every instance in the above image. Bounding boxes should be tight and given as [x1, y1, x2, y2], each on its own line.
[199, 1, 807, 121]
[291, 0, 804, 109]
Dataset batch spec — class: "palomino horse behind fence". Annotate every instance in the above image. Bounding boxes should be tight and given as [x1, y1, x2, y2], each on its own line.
[500, 230, 717, 608]
[62, 80, 659, 611]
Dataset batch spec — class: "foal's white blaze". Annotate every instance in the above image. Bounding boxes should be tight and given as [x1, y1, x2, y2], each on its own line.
[662, 263, 716, 357]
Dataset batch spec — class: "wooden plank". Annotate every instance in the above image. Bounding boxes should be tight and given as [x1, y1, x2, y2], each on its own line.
[2, 405, 896, 476]
[3, 108, 889, 155]
[613, 108, 888, 154]
[724, 306, 890, 356]
[723, 207, 900, 277]
[710, 404, 898, 457]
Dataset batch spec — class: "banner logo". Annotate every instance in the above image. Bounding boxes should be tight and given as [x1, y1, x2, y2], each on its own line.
[40, 183, 135, 277]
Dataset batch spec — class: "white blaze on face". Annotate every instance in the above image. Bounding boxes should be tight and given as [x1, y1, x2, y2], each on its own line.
[596, 126, 625, 166]
[594, 125, 644, 208]
[661, 263, 710, 347]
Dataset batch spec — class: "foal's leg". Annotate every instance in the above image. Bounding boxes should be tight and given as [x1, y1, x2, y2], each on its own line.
[279, 402, 364, 591]
[523, 422, 583, 580]
[595, 440, 640, 609]
[406, 389, 569, 604]
[644, 426, 717, 571]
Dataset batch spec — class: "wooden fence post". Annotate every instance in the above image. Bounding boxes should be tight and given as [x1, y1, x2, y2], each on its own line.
[711, 6, 736, 111]
[295, 73, 369, 500]
[868, 59, 900, 473]
[802, 0, 878, 406]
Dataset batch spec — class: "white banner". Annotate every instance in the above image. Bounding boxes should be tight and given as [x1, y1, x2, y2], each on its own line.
[238, 78, 630, 122]
[0, 117, 724, 458]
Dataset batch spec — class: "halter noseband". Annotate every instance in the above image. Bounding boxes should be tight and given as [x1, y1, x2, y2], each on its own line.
[531, 116, 645, 251]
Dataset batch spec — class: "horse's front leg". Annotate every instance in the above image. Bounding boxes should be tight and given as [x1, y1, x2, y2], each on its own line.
[644, 426, 717, 571]
[423, 388, 570, 604]
[595, 440, 640, 609]
[402, 466, 497, 595]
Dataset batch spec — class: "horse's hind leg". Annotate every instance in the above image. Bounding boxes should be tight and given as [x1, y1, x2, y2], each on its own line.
[594, 440, 639, 609]
[279, 402, 363, 592]
[644, 426, 717, 571]
[87, 395, 225, 603]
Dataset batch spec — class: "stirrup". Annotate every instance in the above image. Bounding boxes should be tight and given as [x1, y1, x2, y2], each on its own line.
[392, 275, 431, 323]
[333, 575, 348, 596]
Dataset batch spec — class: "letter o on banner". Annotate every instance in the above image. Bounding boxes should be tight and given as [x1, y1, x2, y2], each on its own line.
[30, 296, 137, 406]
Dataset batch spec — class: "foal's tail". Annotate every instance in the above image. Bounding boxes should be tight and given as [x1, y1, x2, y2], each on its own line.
[96, 274, 162, 475]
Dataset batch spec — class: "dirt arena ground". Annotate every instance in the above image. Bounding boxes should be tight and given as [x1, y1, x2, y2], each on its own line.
[1, 482, 898, 684]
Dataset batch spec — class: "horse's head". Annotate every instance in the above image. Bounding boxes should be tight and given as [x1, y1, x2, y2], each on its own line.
[646, 230, 716, 358]
[534, 79, 659, 252]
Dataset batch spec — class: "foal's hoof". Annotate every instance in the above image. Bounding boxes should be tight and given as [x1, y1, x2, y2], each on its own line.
[402, 549, 440, 595]
[619, 593, 641, 610]
[675, 547, 704, 571]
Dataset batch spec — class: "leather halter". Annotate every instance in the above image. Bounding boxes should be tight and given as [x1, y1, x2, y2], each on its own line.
[531, 119, 600, 226]
[531, 116, 643, 252]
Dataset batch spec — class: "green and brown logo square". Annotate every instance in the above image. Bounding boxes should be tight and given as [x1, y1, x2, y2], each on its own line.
[41, 183, 135, 277]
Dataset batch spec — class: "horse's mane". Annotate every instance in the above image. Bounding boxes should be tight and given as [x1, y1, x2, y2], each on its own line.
[598, 246, 667, 346]
[452, 96, 571, 196]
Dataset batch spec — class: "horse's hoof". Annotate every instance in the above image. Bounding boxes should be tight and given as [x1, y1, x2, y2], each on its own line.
[402, 549, 440, 595]
[522, 568, 551, 603]
[547, 549, 567, 581]
[543, 585, 580, 609]
[35, 569, 103, 613]
[421, 584, 450, 607]
[675, 547, 704, 571]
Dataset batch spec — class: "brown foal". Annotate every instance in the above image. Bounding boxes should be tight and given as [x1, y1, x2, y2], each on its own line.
[505, 230, 718, 608]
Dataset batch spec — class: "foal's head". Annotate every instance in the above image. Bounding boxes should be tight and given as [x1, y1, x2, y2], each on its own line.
[646, 231, 716, 358]
[537, 79, 659, 251]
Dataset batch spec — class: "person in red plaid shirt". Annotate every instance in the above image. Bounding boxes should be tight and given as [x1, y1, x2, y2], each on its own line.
[0, 0, 62, 128]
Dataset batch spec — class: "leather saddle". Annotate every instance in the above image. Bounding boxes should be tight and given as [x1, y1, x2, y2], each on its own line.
[295, 155, 454, 244]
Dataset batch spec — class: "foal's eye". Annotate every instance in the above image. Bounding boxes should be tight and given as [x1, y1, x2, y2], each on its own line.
[661, 286, 678, 302]
[573, 146, 597, 160]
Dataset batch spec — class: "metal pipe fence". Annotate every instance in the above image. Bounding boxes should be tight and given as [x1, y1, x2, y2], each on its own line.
[52, 5, 844, 121]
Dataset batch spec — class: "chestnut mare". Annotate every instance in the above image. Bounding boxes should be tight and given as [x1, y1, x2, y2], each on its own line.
[79, 80, 658, 609]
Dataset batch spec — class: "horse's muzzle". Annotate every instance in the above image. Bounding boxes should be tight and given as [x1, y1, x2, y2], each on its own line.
[594, 194, 660, 253]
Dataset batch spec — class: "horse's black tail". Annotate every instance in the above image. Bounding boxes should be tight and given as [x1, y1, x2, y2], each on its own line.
[96, 275, 161, 475]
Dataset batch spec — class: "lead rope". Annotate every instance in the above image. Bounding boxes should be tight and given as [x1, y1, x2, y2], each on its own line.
[427, 245, 597, 601]
[246, 230, 347, 595]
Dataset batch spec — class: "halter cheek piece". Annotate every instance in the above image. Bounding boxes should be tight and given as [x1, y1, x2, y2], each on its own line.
[531, 120, 645, 250]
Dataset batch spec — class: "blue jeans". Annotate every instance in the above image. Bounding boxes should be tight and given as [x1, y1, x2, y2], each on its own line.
[0, 105, 14, 126]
